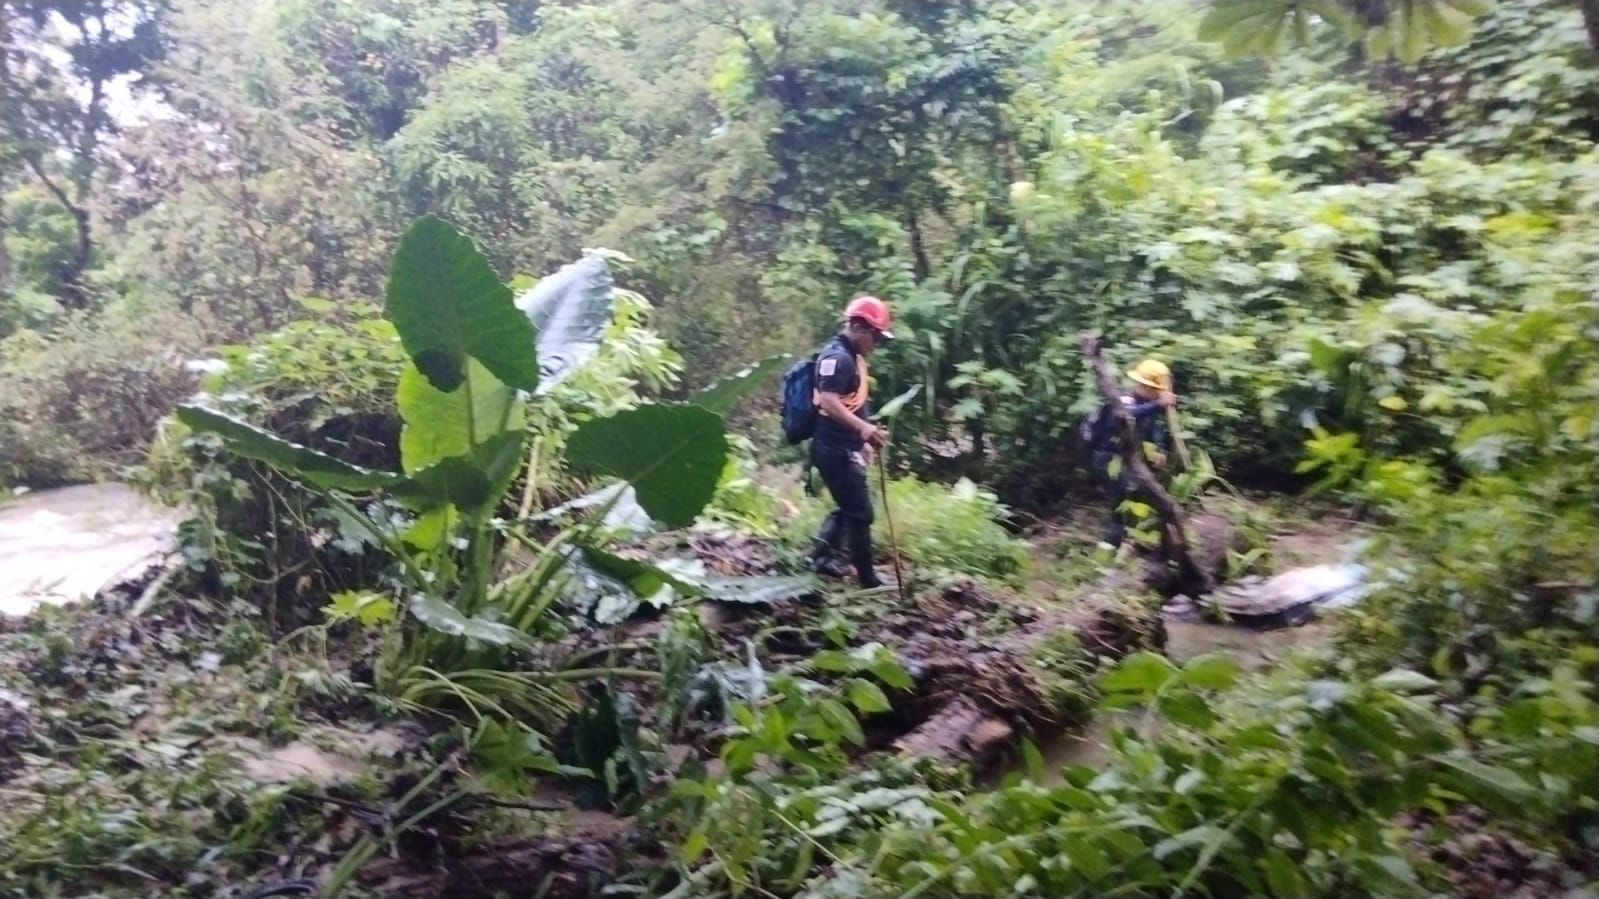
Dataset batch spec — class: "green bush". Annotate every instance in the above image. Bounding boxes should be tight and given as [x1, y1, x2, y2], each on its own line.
[665, 650, 1599, 898]
[139, 271, 686, 621]
[0, 310, 204, 485]
[137, 299, 408, 622]
[790, 475, 1030, 582]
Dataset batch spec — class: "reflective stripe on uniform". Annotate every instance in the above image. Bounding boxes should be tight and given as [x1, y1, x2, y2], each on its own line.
[815, 355, 868, 417]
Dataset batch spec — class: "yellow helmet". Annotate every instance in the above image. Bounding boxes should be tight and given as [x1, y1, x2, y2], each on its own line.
[1127, 359, 1172, 392]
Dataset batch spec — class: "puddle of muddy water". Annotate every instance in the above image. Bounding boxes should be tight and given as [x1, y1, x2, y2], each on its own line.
[0, 484, 181, 618]
[242, 742, 366, 786]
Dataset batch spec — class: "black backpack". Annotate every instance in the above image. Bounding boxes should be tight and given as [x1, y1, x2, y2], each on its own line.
[1078, 399, 1123, 452]
[780, 354, 819, 445]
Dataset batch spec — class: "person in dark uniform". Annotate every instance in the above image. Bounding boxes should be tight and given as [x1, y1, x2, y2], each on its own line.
[1085, 358, 1177, 548]
[807, 295, 893, 588]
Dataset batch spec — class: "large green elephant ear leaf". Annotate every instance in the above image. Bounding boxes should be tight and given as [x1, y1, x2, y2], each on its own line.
[176, 405, 400, 493]
[515, 253, 615, 394]
[397, 359, 525, 472]
[691, 355, 792, 418]
[566, 403, 729, 529]
[386, 215, 541, 394]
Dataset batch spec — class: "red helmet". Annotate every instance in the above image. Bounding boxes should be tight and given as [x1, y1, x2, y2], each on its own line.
[843, 295, 894, 340]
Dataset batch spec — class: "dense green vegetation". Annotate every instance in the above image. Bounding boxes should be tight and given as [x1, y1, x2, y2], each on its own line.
[2, 0, 1596, 897]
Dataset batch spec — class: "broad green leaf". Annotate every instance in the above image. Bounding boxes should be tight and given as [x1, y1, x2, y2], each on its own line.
[1499, 700, 1543, 740]
[1436, 755, 1536, 805]
[1159, 690, 1216, 729]
[399, 440, 515, 515]
[1365, 23, 1393, 58]
[699, 575, 818, 605]
[1372, 669, 1439, 693]
[1181, 653, 1242, 691]
[691, 355, 792, 417]
[848, 679, 892, 714]
[1174, 768, 1204, 795]
[1365, 854, 1419, 886]
[1153, 824, 1229, 861]
[811, 650, 856, 673]
[472, 720, 563, 797]
[1399, 4, 1429, 62]
[679, 827, 709, 864]
[579, 545, 700, 595]
[1310, 0, 1360, 31]
[567, 545, 695, 623]
[818, 698, 866, 746]
[1021, 739, 1047, 783]
[872, 659, 915, 691]
[326, 591, 395, 627]
[567, 403, 730, 528]
[397, 359, 524, 474]
[535, 483, 655, 535]
[385, 216, 540, 393]
[875, 385, 921, 421]
[515, 253, 615, 394]
[176, 405, 399, 493]
[1454, 414, 1531, 471]
[1100, 651, 1178, 698]
[407, 593, 526, 646]
[1425, 1, 1474, 45]
[1444, 0, 1493, 15]
[403, 506, 456, 552]
[1064, 836, 1112, 880]
[1262, 847, 1305, 896]
[1198, 0, 1269, 42]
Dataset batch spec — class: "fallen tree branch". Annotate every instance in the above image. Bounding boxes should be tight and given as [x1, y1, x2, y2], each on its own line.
[1079, 332, 1212, 595]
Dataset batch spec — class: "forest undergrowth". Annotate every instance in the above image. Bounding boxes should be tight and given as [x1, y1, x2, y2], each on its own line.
[3, 0, 1597, 897]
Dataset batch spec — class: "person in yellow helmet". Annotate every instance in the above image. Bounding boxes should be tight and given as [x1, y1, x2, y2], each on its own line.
[1082, 358, 1177, 547]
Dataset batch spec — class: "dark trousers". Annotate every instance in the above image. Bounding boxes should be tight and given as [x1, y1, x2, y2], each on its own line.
[1092, 450, 1131, 546]
[811, 442, 876, 584]
[1093, 449, 1174, 555]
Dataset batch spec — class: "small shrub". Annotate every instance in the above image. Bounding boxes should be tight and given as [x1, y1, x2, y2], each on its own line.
[0, 310, 203, 485]
[790, 475, 1031, 581]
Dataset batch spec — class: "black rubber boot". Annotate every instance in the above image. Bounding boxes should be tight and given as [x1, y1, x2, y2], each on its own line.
[810, 548, 851, 578]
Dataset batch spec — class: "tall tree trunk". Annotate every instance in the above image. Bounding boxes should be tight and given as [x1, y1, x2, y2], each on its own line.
[0, 3, 12, 291]
[23, 155, 93, 310]
[906, 205, 931, 282]
[0, 188, 11, 290]
[1578, 0, 1599, 64]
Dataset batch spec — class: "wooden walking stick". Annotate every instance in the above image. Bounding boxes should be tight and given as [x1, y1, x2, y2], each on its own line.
[876, 452, 909, 602]
[1164, 405, 1192, 473]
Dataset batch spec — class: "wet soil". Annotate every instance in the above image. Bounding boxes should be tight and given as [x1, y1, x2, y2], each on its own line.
[1027, 517, 1358, 776]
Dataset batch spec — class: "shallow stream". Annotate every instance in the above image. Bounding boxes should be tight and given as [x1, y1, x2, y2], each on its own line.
[0, 484, 180, 618]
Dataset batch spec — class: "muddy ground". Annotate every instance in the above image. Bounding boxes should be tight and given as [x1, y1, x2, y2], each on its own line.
[7, 487, 1584, 898]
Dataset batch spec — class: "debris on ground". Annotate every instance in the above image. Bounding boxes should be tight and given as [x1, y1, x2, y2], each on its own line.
[1204, 562, 1370, 629]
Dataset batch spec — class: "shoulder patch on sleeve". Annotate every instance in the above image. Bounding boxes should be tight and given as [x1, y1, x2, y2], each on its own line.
[818, 357, 838, 377]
